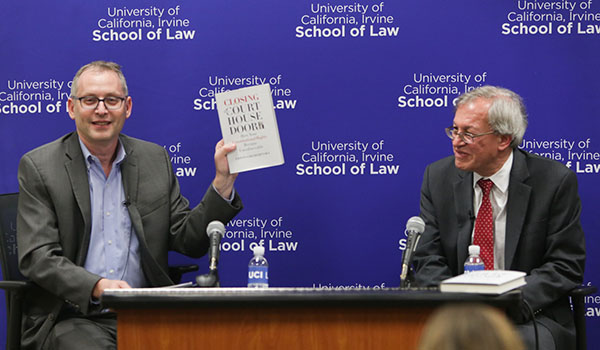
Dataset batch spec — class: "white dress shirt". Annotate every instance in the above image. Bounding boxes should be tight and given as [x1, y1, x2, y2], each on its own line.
[472, 150, 513, 270]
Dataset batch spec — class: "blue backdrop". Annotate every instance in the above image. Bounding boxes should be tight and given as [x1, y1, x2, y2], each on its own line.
[1, 0, 599, 347]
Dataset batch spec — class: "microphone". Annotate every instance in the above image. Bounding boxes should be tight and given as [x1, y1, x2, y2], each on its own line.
[206, 220, 225, 271]
[196, 221, 225, 288]
[400, 216, 426, 288]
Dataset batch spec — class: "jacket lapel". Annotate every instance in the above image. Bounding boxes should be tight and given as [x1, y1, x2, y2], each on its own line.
[505, 150, 531, 269]
[119, 137, 147, 251]
[453, 169, 474, 272]
[63, 133, 92, 265]
[119, 135, 172, 286]
[119, 135, 139, 208]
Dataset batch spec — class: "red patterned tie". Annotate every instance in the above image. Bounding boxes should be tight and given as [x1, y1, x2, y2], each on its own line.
[474, 179, 494, 270]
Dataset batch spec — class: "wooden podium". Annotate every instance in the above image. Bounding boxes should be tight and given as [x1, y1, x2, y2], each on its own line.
[102, 287, 520, 350]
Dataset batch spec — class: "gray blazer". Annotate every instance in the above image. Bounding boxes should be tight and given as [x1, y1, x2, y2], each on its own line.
[413, 149, 585, 349]
[16, 132, 242, 349]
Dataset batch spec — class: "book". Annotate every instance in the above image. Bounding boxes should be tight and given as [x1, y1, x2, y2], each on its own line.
[440, 270, 526, 295]
[215, 83, 284, 173]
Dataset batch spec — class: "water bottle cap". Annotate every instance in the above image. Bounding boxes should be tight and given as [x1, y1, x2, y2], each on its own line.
[253, 245, 265, 256]
[468, 245, 480, 255]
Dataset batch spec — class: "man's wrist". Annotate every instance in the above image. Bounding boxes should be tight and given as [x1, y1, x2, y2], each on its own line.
[212, 183, 235, 203]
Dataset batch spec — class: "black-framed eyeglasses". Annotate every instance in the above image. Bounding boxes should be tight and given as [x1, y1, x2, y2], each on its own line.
[445, 126, 495, 144]
[73, 96, 127, 110]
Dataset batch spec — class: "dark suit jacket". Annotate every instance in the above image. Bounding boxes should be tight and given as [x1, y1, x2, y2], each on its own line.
[413, 149, 585, 349]
[16, 132, 242, 349]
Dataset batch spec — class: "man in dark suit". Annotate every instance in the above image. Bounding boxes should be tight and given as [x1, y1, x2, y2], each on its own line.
[413, 86, 585, 350]
[16, 61, 243, 349]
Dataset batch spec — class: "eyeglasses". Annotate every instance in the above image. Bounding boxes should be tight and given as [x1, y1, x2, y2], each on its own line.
[445, 126, 495, 144]
[73, 95, 127, 110]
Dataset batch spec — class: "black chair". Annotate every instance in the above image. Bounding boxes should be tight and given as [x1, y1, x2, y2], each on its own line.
[0, 193, 30, 350]
[168, 264, 199, 285]
[0, 192, 198, 349]
[569, 285, 597, 350]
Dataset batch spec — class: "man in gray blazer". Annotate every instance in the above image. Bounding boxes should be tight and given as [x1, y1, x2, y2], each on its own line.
[413, 86, 585, 350]
[17, 61, 243, 349]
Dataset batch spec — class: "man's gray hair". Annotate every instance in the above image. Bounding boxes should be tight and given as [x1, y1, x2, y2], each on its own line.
[455, 86, 528, 148]
[70, 61, 128, 98]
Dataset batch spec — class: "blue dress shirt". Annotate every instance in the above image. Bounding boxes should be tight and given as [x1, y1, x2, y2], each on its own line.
[80, 138, 148, 288]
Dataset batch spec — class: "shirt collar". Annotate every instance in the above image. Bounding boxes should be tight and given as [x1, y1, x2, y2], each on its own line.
[473, 150, 513, 194]
[78, 136, 127, 167]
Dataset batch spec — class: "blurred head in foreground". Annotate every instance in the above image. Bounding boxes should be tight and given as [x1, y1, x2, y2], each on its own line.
[418, 303, 525, 350]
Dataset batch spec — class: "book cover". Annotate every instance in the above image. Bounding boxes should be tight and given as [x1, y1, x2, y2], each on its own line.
[440, 270, 527, 295]
[215, 83, 284, 173]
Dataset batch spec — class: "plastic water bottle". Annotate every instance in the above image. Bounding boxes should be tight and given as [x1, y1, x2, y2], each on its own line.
[248, 245, 269, 288]
[464, 245, 485, 273]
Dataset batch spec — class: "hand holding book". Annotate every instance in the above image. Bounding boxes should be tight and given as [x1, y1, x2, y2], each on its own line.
[215, 84, 285, 173]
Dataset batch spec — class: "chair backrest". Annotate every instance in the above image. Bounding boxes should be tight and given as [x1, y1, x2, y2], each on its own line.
[0, 193, 29, 349]
[0, 193, 25, 282]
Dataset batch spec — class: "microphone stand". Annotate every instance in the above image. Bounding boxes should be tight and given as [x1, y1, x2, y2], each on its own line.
[196, 268, 219, 288]
[400, 217, 425, 288]
[196, 221, 224, 288]
[400, 268, 414, 288]
[196, 250, 221, 287]
[400, 230, 416, 288]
